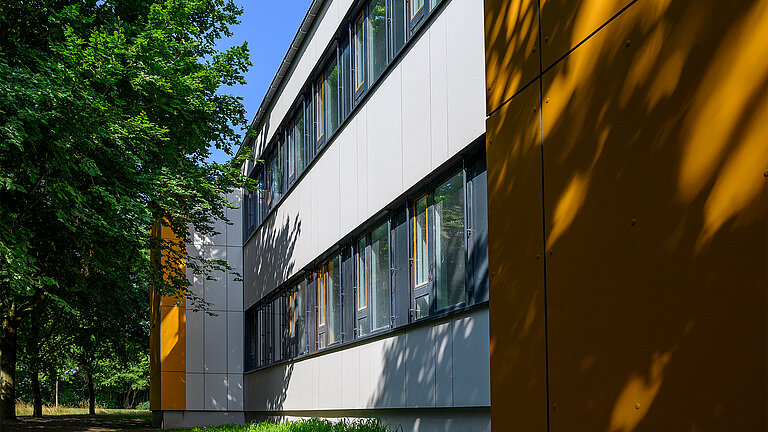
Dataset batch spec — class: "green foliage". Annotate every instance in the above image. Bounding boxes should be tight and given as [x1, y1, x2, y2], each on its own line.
[173, 418, 402, 432]
[0, 0, 255, 416]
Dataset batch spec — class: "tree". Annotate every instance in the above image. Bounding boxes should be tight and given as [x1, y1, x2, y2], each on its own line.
[0, 0, 253, 419]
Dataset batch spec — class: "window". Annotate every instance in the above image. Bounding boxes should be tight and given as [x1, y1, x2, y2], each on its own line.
[244, 153, 489, 373]
[411, 170, 467, 319]
[326, 55, 340, 137]
[391, 0, 407, 54]
[288, 280, 308, 356]
[317, 255, 342, 348]
[314, 76, 325, 144]
[295, 107, 306, 176]
[408, 0, 428, 33]
[434, 172, 466, 310]
[273, 296, 284, 362]
[369, 221, 391, 330]
[353, 12, 366, 95]
[368, 0, 387, 82]
[356, 236, 369, 336]
[355, 220, 392, 336]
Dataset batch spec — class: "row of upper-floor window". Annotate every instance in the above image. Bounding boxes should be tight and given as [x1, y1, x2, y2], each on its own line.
[245, 151, 487, 371]
[243, 0, 448, 241]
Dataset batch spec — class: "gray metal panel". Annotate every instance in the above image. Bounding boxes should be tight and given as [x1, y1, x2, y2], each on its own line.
[405, 324, 436, 407]
[451, 309, 490, 406]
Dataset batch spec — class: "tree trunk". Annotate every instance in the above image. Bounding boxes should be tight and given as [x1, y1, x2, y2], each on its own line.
[0, 311, 19, 422]
[31, 369, 42, 418]
[86, 370, 95, 415]
[55, 375, 58, 408]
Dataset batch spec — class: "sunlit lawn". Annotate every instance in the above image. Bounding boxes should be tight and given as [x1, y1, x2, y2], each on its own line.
[14, 403, 151, 419]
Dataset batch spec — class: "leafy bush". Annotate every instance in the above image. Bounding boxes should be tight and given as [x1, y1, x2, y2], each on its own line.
[175, 418, 401, 432]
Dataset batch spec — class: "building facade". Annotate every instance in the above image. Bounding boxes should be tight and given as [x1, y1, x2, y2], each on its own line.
[151, 0, 768, 430]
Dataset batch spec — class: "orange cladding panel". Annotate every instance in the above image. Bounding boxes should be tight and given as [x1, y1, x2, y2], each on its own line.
[540, 0, 768, 430]
[486, 81, 549, 432]
[485, 0, 541, 114]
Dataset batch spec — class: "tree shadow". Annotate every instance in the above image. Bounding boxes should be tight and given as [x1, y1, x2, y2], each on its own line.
[485, 0, 767, 430]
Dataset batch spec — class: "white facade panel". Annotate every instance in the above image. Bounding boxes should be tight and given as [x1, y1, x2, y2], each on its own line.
[313, 142, 342, 254]
[227, 312, 244, 373]
[186, 309, 205, 374]
[204, 312, 227, 374]
[366, 66, 404, 215]
[204, 373, 229, 411]
[227, 373, 244, 411]
[340, 346, 361, 408]
[445, 0, 486, 155]
[225, 190, 243, 247]
[317, 350, 343, 409]
[401, 34, 433, 190]
[186, 373, 205, 411]
[428, 12, 450, 170]
[204, 269, 227, 311]
[355, 109, 369, 223]
[337, 126, 358, 237]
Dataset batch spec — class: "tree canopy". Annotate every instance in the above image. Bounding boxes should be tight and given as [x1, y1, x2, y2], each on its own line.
[0, 0, 253, 419]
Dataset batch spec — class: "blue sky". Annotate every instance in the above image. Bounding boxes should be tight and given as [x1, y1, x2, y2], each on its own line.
[210, 0, 314, 164]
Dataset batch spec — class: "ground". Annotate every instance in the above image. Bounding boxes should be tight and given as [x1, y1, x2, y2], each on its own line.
[0, 413, 154, 432]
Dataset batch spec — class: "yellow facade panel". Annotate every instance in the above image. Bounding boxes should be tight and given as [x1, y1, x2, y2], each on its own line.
[539, 0, 634, 70]
[484, 0, 541, 114]
[540, 0, 767, 430]
[160, 371, 187, 411]
[486, 82, 549, 432]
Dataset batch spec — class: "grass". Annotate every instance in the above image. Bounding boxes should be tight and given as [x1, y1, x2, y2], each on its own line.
[170, 418, 401, 432]
[14, 403, 151, 419]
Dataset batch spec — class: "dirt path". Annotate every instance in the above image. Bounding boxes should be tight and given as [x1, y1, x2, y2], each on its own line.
[0, 415, 156, 432]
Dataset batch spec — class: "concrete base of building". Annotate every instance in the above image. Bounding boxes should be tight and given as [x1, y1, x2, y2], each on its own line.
[245, 406, 491, 432]
[152, 410, 246, 429]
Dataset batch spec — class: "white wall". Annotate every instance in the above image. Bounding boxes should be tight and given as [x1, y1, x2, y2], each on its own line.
[244, 0, 487, 307]
[186, 190, 245, 412]
[243, 307, 491, 412]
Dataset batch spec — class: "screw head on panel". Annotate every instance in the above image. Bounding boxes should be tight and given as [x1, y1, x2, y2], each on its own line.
[763, 169, 768, 177]
[631, 218, 637, 226]
[626, 40, 631, 47]
[544, 36, 549, 43]
[635, 402, 641, 410]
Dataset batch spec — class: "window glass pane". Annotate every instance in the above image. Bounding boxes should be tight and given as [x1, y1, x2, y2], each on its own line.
[368, 0, 387, 82]
[258, 308, 267, 365]
[370, 222, 390, 330]
[327, 256, 342, 344]
[431, 0, 442, 8]
[392, 0, 406, 54]
[357, 237, 367, 310]
[295, 110, 305, 174]
[353, 13, 366, 91]
[410, 0, 424, 19]
[326, 58, 340, 136]
[415, 294, 429, 319]
[357, 317, 369, 336]
[297, 280, 307, 354]
[273, 297, 283, 362]
[414, 195, 428, 287]
[434, 172, 466, 310]
[288, 130, 295, 178]
[318, 270, 326, 326]
[315, 78, 324, 141]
